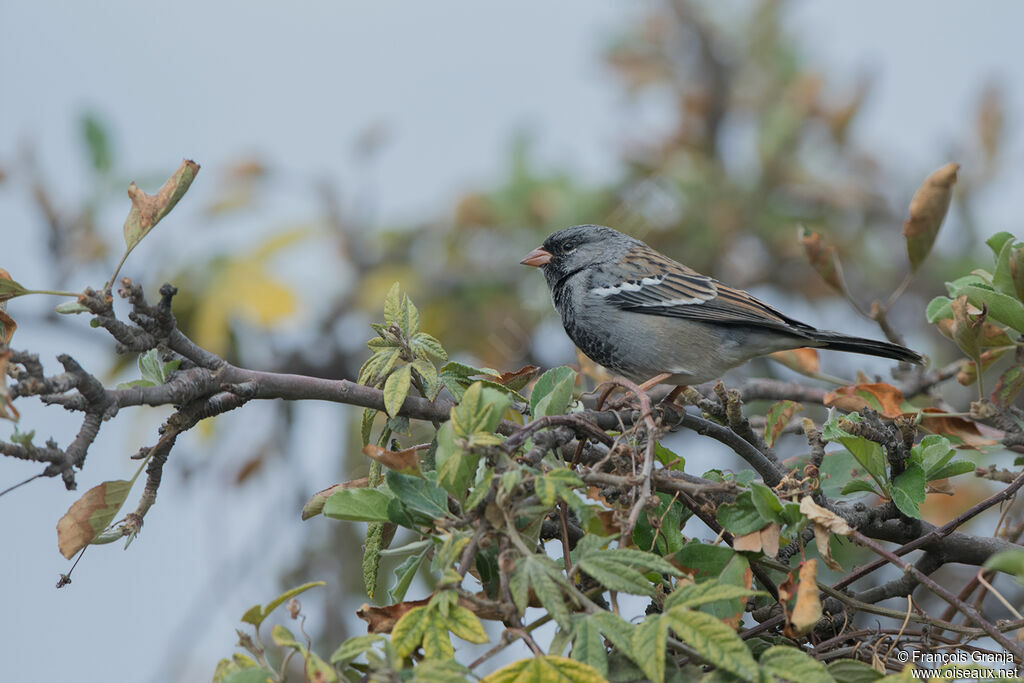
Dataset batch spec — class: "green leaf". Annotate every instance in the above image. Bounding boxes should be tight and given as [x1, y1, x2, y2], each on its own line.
[664, 582, 765, 612]
[983, 549, 1024, 583]
[391, 605, 430, 658]
[388, 549, 427, 603]
[951, 283, 1024, 333]
[221, 669, 274, 683]
[912, 435, 954, 477]
[451, 382, 509, 437]
[926, 296, 954, 323]
[445, 605, 489, 644]
[413, 660, 473, 683]
[358, 347, 401, 387]
[323, 488, 395, 523]
[987, 231, 1016, 257]
[654, 441, 685, 470]
[81, 112, 113, 173]
[464, 466, 494, 512]
[398, 293, 420, 338]
[421, 608, 455, 660]
[589, 611, 635, 654]
[992, 235, 1021, 296]
[530, 366, 577, 418]
[634, 491, 690, 555]
[837, 435, 889, 495]
[826, 658, 884, 682]
[138, 349, 164, 386]
[411, 332, 448, 361]
[840, 480, 881, 496]
[55, 301, 90, 315]
[632, 615, 667, 683]
[571, 616, 608, 677]
[665, 607, 758, 681]
[928, 459, 975, 481]
[412, 358, 439, 397]
[758, 645, 832, 683]
[383, 283, 402, 328]
[748, 483, 785, 525]
[435, 422, 477, 498]
[329, 634, 386, 667]
[577, 548, 677, 596]
[241, 581, 325, 628]
[480, 656, 605, 683]
[820, 448, 875, 499]
[891, 463, 926, 519]
[716, 491, 768, 536]
[383, 363, 412, 418]
[995, 365, 1024, 406]
[509, 554, 572, 629]
[385, 470, 449, 521]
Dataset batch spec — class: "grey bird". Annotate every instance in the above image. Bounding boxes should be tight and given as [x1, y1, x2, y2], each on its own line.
[521, 225, 923, 387]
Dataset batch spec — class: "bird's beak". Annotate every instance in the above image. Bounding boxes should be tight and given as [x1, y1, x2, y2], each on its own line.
[520, 247, 552, 267]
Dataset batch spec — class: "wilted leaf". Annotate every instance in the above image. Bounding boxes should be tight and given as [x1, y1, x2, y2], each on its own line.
[0, 269, 31, 302]
[363, 444, 423, 475]
[993, 366, 1024, 406]
[356, 598, 432, 635]
[949, 295, 986, 360]
[491, 365, 541, 391]
[903, 162, 959, 271]
[799, 228, 844, 292]
[56, 479, 134, 559]
[800, 496, 852, 571]
[764, 400, 802, 447]
[918, 408, 998, 449]
[123, 159, 200, 250]
[789, 559, 822, 635]
[823, 382, 906, 418]
[768, 348, 820, 375]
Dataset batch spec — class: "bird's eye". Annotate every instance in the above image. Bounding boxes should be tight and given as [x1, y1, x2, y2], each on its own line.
[562, 241, 578, 254]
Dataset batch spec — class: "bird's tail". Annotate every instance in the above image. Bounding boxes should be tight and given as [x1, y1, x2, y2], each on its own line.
[808, 330, 924, 365]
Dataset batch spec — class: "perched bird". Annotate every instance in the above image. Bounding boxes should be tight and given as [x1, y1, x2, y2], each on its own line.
[521, 225, 922, 388]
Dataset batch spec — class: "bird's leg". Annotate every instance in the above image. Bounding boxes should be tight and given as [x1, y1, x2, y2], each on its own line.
[637, 372, 673, 394]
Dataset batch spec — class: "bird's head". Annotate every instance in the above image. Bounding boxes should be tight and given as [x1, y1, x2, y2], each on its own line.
[520, 225, 635, 286]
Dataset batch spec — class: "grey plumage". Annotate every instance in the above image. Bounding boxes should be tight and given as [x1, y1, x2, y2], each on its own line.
[522, 224, 923, 385]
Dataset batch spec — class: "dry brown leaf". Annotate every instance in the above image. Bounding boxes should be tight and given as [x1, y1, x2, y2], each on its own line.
[903, 162, 960, 271]
[768, 348, 820, 376]
[491, 365, 541, 392]
[56, 479, 132, 559]
[799, 229, 844, 292]
[760, 522, 781, 559]
[362, 444, 423, 476]
[790, 559, 823, 635]
[357, 597, 431, 633]
[823, 382, 906, 419]
[918, 408, 999, 449]
[800, 496, 852, 571]
[733, 530, 763, 553]
[123, 159, 200, 249]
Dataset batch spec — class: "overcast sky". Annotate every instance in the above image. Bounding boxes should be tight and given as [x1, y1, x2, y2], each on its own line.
[2, 2, 1023, 681]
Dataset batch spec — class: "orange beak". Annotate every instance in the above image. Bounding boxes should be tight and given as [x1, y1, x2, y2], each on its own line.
[520, 247, 553, 267]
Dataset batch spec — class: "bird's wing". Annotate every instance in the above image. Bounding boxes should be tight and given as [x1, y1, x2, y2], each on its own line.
[591, 245, 816, 336]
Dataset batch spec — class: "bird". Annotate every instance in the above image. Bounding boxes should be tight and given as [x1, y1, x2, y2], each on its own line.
[521, 224, 923, 390]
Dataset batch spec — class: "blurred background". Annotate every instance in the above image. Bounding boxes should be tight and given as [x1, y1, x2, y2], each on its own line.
[2, 1, 1023, 680]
